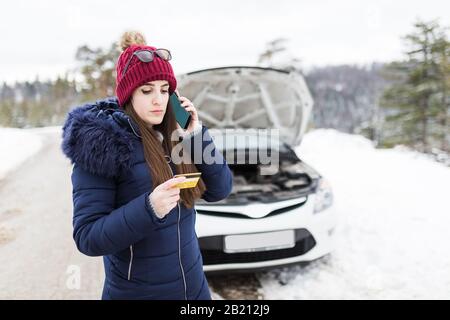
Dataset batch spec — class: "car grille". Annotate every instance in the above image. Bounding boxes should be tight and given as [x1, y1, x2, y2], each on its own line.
[199, 228, 316, 265]
[195, 198, 307, 219]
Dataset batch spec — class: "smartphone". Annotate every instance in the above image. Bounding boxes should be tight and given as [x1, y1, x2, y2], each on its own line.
[170, 92, 192, 130]
[172, 172, 202, 189]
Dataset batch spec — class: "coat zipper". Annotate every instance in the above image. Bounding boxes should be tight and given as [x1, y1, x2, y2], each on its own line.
[128, 245, 133, 281]
[177, 202, 188, 300]
[165, 159, 187, 300]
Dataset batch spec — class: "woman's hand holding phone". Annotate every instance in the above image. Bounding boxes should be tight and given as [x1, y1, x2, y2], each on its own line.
[174, 90, 201, 135]
[149, 176, 186, 218]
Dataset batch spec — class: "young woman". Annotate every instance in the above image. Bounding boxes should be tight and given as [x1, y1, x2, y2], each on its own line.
[61, 31, 232, 300]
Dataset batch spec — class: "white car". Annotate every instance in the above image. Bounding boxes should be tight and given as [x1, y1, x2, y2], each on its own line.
[177, 66, 337, 273]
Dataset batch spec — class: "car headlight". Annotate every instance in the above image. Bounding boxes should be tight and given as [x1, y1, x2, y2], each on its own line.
[314, 178, 334, 214]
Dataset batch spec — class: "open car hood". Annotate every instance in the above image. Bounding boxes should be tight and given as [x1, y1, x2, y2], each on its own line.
[176, 66, 313, 146]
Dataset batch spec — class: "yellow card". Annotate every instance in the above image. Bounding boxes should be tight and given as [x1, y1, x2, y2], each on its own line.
[172, 172, 202, 189]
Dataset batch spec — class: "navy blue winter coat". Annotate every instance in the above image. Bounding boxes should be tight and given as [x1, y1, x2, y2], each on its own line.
[61, 97, 232, 300]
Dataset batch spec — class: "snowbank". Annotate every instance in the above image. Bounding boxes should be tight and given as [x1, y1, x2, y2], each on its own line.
[258, 129, 450, 299]
[0, 128, 44, 180]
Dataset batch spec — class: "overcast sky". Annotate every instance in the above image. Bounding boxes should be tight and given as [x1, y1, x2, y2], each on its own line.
[0, 0, 449, 84]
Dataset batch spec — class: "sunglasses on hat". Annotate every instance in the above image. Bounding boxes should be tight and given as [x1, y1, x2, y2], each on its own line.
[121, 48, 172, 77]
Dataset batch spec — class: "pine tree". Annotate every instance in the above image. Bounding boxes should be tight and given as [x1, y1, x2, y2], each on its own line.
[381, 19, 450, 152]
[75, 43, 120, 102]
[433, 30, 450, 151]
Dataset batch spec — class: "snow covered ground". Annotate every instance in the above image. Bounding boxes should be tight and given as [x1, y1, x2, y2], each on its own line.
[258, 129, 450, 299]
[0, 127, 45, 180]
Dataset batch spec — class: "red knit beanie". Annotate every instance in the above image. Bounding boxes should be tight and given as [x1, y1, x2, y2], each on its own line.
[115, 31, 177, 107]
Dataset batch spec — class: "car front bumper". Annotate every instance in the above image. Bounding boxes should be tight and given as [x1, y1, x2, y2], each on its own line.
[195, 194, 337, 273]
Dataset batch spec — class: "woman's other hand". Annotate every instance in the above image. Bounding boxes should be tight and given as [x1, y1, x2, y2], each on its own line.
[149, 176, 186, 218]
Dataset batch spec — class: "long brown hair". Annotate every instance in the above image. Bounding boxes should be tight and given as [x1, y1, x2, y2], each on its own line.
[124, 98, 206, 208]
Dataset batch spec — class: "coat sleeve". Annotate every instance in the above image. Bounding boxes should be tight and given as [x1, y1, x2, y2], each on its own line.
[181, 125, 233, 202]
[71, 163, 167, 257]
